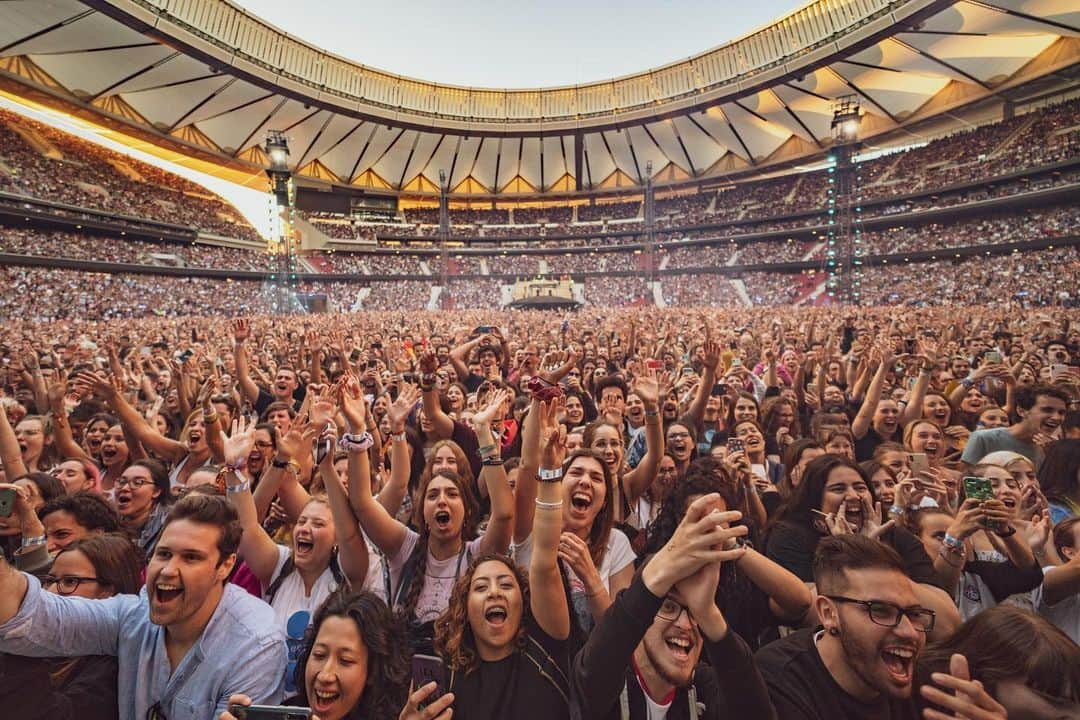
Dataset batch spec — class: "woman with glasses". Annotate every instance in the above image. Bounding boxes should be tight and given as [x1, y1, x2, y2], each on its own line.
[114, 459, 172, 558]
[4, 532, 141, 720]
[0, 472, 65, 564]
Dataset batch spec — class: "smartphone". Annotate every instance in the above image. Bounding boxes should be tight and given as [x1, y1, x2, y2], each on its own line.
[963, 476, 994, 502]
[411, 654, 447, 709]
[315, 437, 332, 465]
[0, 487, 15, 518]
[680, 367, 695, 376]
[349, 348, 362, 362]
[909, 453, 929, 475]
[1052, 364, 1069, 382]
[730, 358, 743, 367]
[711, 382, 726, 396]
[726, 438, 745, 454]
[646, 359, 663, 370]
[228, 705, 311, 720]
[904, 338, 916, 354]
[525, 375, 563, 402]
[985, 350, 1001, 365]
[474, 325, 494, 335]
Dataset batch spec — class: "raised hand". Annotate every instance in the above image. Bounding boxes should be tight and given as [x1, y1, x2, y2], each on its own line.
[223, 416, 257, 467]
[860, 495, 895, 540]
[919, 653, 1007, 720]
[386, 383, 421, 432]
[232, 318, 250, 343]
[418, 350, 439, 375]
[336, 376, 368, 431]
[632, 369, 662, 407]
[538, 397, 567, 469]
[473, 387, 510, 428]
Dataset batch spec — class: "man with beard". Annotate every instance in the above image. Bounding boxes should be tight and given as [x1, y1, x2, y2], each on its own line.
[0, 494, 286, 720]
[756, 535, 1004, 719]
[962, 384, 1068, 467]
[233, 318, 303, 414]
[570, 495, 776, 719]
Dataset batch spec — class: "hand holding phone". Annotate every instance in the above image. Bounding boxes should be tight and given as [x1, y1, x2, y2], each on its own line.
[228, 704, 311, 720]
[411, 654, 447, 709]
[0, 486, 16, 518]
[525, 376, 564, 402]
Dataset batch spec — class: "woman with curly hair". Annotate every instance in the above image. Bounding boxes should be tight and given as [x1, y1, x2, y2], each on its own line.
[221, 589, 410, 720]
[403, 398, 572, 720]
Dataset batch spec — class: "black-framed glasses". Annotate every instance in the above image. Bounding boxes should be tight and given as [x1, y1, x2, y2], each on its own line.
[254, 440, 274, 449]
[43, 575, 102, 595]
[146, 701, 167, 720]
[656, 597, 696, 625]
[826, 595, 936, 632]
[116, 476, 152, 488]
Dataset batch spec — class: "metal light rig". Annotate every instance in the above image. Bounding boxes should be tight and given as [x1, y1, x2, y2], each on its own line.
[643, 160, 657, 285]
[825, 96, 864, 304]
[438, 169, 450, 307]
[264, 130, 301, 313]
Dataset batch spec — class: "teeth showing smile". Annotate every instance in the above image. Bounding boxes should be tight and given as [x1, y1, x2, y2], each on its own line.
[665, 637, 693, 660]
[484, 607, 508, 624]
[882, 647, 915, 680]
[155, 583, 182, 602]
[571, 492, 591, 510]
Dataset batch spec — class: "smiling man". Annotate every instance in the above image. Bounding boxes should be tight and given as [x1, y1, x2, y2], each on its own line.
[962, 383, 1069, 467]
[0, 494, 286, 720]
[756, 535, 931, 719]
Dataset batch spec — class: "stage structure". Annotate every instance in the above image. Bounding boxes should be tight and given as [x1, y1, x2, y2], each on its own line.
[644, 160, 656, 284]
[508, 278, 581, 310]
[262, 130, 306, 313]
[825, 96, 864, 304]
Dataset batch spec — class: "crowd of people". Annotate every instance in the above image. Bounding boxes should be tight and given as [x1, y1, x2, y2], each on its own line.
[0, 301, 1077, 720]
[0, 111, 260, 243]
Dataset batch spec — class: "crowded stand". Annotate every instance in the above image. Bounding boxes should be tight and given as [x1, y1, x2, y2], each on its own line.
[0, 111, 260, 242]
[1, 69, 1080, 720]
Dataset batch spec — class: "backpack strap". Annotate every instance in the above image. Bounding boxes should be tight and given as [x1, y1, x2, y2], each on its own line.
[264, 553, 295, 605]
[522, 635, 570, 705]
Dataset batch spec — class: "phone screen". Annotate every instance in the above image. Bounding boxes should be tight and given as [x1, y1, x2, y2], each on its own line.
[229, 705, 311, 720]
[411, 654, 447, 708]
[0, 487, 15, 518]
[962, 476, 994, 502]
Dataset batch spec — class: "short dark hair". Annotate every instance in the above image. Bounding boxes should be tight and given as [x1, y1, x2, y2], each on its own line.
[130, 459, 173, 507]
[813, 534, 905, 594]
[60, 532, 143, 595]
[1015, 383, 1070, 413]
[15, 472, 65, 506]
[41, 492, 120, 533]
[1038, 439, 1080, 503]
[162, 494, 242, 568]
[595, 375, 628, 401]
[262, 401, 296, 420]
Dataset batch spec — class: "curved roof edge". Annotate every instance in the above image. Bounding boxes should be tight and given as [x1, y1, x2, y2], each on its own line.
[95, 0, 931, 128]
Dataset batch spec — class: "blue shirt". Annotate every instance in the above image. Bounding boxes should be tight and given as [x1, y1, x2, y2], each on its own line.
[0, 573, 287, 720]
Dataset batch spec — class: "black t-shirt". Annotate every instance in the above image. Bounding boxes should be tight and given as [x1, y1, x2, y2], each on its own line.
[765, 521, 939, 588]
[448, 616, 570, 720]
[855, 426, 892, 462]
[755, 628, 917, 720]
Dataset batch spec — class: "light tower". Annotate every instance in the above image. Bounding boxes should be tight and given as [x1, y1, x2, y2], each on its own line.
[438, 169, 450, 307]
[643, 160, 656, 284]
[264, 130, 300, 313]
[825, 96, 864, 304]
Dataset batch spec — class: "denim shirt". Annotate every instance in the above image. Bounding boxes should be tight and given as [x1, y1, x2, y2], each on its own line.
[0, 573, 287, 720]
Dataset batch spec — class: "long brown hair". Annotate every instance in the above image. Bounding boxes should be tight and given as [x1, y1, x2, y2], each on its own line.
[435, 553, 529, 675]
[562, 449, 616, 567]
[400, 469, 481, 620]
[916, 605, 1080, 705]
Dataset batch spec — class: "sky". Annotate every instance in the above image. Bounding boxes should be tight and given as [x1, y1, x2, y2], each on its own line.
[235, 0, 804, 88]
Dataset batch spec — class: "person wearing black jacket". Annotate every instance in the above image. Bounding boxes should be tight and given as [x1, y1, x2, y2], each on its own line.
[571, 493, 776, 720]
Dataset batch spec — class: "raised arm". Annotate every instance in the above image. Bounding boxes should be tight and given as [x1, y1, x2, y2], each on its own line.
[621, 371, 665, 503]
[531, 399, 570, 640]
[851, 348, 891, 440]
[372, 383, 420, 518]
[900, 357, 932, 426]
[684, 341, 720, 428]
[346, 398, 408, 559]
[448, 336, 480, 387]
[316, 435, 369, 588]
[514, 395, 543, 544]
[45, 375, 91, 463]
[232, 319, 261, 406]
[473, 389, 515, 556]
[418, 351, 453, 440]
[0, 399, 29, 481]
[221, 417, 282, 586]
[78, 371, 187, 463]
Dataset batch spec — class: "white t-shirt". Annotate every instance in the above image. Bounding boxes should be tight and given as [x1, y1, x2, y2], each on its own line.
[513, 528, 636, 631]
[1039, 565, 1080, 645]
[265, 545, 341, 695]
[956, 550, 1042, 621]
[637, 672, 674, 719]
[388, 529, 486, 622]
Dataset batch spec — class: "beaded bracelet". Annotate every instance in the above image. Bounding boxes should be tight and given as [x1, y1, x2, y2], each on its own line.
[340, 432, 374, 452]
[535, 499, 563, 511]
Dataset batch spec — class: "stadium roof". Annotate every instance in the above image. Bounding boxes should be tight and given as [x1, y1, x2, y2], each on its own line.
[0, 0, 1077, 197]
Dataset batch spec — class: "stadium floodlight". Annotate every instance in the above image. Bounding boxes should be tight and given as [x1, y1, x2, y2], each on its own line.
[831, 96, 861, 145]
[265, 131, 290, 173]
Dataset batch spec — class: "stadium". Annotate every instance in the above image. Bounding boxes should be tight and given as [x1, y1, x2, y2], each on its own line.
[0, 0, 1076, 315]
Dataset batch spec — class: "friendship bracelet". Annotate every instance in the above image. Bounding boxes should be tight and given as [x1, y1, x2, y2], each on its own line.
[390, 431, 407, 443]
[942, 533, 965, 553]
[538, 468, 564, 483]
[477, 443, 498, 455]
[888, 505, 905, 517]
[340, 432, 374, 452]
[225, 480, 251, 494]
[225, 459, 247, 472]
[20, 534, 46, 549]
[534, 499, 563, 510]
[481, 457, 505, 466]
[644, 409, 659, 418]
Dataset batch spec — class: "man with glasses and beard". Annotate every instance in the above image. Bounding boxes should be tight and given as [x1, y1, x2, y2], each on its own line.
[0, 494, 286, 720]
[570, 495, 775, 719]
[755, 535, 1006, 719]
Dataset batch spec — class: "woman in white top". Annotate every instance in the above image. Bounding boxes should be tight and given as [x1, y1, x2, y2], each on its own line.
[223, 413, 370, 694]
[351, 389, 515, 651]
[514, 396, 635, 634]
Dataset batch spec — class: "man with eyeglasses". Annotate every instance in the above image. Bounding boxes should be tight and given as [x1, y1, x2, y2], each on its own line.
[756, 535, 1005, 719]
[0, 493, 287, 720]
[571, 495, 776, 719]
